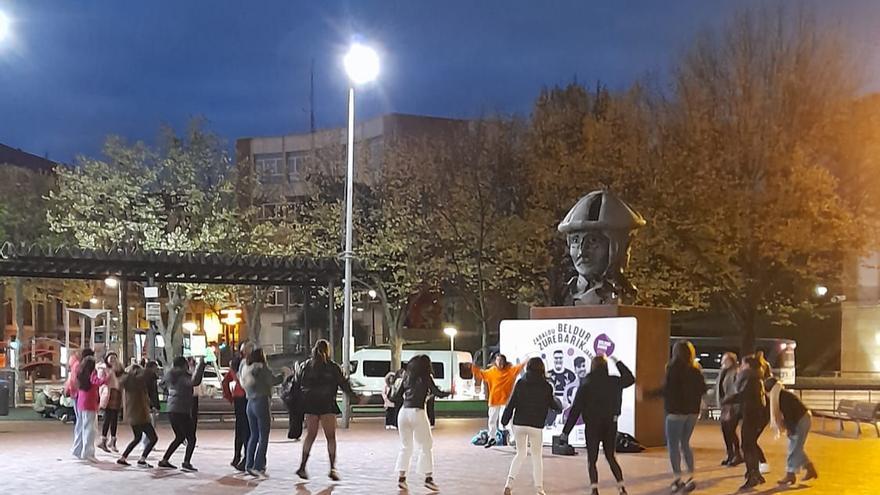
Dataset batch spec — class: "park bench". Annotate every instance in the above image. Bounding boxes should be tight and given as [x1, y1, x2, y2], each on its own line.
[813, 399, 880, 437]
[196, 397, 289, 422]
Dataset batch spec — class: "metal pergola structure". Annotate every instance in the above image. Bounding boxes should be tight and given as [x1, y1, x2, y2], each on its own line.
[0, 242, 347, 286]
[0, 242, 353, 366]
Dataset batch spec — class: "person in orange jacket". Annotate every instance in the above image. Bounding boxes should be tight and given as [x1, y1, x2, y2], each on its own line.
[472, 354, 527, 448]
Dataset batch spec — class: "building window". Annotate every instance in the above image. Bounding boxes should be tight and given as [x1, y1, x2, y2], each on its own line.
[255, 153, 283, 184]
[287, 152, 309, 181]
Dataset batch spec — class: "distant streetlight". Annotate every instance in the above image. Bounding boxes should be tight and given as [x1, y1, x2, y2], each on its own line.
[89, 297, 99, 305]
[814, 285, 829, 298]
[341, 41, 379, 428]
[104, 277, 119, 288]
[368, 289, 377, 300]
[0, 11, 11, 43]
[444, 326, 457, 397]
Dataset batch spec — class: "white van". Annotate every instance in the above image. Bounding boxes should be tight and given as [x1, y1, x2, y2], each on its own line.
[349, 348, 479, 400]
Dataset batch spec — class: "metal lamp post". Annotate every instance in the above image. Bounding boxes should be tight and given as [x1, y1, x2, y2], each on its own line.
[341, 42, 379, 428]
[444, 326, 457, 396]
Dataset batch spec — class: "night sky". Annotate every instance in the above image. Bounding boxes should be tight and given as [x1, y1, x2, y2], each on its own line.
[1, 0, 878, 163]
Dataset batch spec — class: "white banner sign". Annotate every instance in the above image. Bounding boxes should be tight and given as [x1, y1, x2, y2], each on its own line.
[500, 317, 637, 447]
[145, 302, 161, 322]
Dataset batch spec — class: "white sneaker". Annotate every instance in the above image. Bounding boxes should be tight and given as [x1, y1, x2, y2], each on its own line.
[759, 463, 771, 474]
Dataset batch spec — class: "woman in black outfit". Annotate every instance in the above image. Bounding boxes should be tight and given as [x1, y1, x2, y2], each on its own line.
[563, 355, 635, 495]
[717, 352, 743, 466]
[722, 356, 766, 490]
[392, 355, 450, 492]
[501, 357, 561, 495]
[647, 341, 706, 493]
[295, 339, 357, 481]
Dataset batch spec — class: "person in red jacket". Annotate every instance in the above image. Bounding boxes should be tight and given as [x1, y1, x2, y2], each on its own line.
[472, 354, 526, 448]
[72, 356, 107, 462]
[222, 354, 250, 471]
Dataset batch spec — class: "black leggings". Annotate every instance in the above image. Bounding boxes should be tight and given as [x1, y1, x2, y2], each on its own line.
[164, 412, 196, 463]
[191, 397, 200, 432]
[721, 411, 741, 460]
[122, 423, 158, 459]
[741, 417, 763, 477]
[233, 397, 250, 462]
[102, 409, 119, 437]
[586, 416, 624, 485]
[288, 406, 304, 439]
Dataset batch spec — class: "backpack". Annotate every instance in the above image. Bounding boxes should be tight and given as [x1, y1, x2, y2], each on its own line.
[551, 434, 577, 456]
[471, 429, 490, 446]
[280, 373, 297, 406]
[615, 432, 645, 453]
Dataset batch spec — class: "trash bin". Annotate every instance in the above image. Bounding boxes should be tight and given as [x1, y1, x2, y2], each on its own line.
[0, 379, 9, 416]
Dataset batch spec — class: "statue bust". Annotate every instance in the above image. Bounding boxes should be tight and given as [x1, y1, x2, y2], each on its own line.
[558, 190, 646, 305]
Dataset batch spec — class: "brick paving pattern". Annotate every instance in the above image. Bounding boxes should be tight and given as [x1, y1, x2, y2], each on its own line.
[0, 417, 877, 494]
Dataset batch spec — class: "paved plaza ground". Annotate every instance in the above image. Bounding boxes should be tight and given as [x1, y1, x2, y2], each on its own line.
[0, 415, 877, 494]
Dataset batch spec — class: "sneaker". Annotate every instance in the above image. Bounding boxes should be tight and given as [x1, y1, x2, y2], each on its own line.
[137, 460, 153, 468]
[759, 463, 770, 474]
[296, 467, 309, 480]
[777, 473, 797, 485]
[98, 440, 110, 453]
[181, 463, 198, 473]
[329, 469, 341, 481]
[729, 455, 744, 467]
[619, 485, 629, 495]
[537, 488, 547, 495]
[246, 468, 260, 477]
[158, 460, 176, 469]
[424, 476, 440, 492]
[484, 438, 497, 449]
[233, 460, 246, 472]
[116, 458, 130, 466]
[398, 476, 407, 490]
[670, 479, 684, 493]
[739, 476, 762, 491]
[683, 478, 696, 492]
[503, 486, 512, 495]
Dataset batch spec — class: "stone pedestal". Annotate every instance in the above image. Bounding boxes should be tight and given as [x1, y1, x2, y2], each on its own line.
[529, 305, 670, 448]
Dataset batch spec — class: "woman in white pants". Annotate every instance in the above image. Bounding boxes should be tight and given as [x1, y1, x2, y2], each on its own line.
[501, 357, 562, 495]
[392, 355, 450, 492]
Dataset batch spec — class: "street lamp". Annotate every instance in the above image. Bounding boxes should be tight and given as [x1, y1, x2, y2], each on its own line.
[814, 285, 829, 298]
[444, 326, 457, 397]
[368, 289, 378, 346]
[341, 41, 379, 428]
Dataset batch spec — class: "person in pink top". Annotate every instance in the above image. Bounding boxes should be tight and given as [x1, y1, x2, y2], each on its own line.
[66, 348, 95, 457]
[72, 355, 107, 462]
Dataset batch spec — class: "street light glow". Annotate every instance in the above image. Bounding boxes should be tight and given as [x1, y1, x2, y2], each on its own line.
[814, 285, 828, 297]
[444, 326, 458, 337]
[344, 43, 379, 84]
[0, 11, 10, 43]
[368, 289, 377, 300]
[104, 276, 119, 288]
[89, 297, 99, 305]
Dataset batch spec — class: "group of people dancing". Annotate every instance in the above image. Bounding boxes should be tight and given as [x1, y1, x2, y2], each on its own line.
[60, 338, 817, 494]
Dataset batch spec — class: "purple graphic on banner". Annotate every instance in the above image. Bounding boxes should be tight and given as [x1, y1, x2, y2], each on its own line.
[594, 333, 615, 357]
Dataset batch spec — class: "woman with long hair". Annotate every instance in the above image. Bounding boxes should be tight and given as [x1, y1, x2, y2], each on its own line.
[158, 356, 206, 472]
[241, 348, 279, 478]
[116, 363, 159, 467]
[393, 354, 450, 492]
[72, 355, 106, 462]
[723, 356, 768, 490]
[222, 354, 250, 471]
[382, 372, 398, 429]
[646, 341, 706, 493]
[717, 352, 743, 466]
[98, 352, 124, 453]
[296, 339, 357, 481]
[502, 357, 561, 495]
[564, 355, 635, 495]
